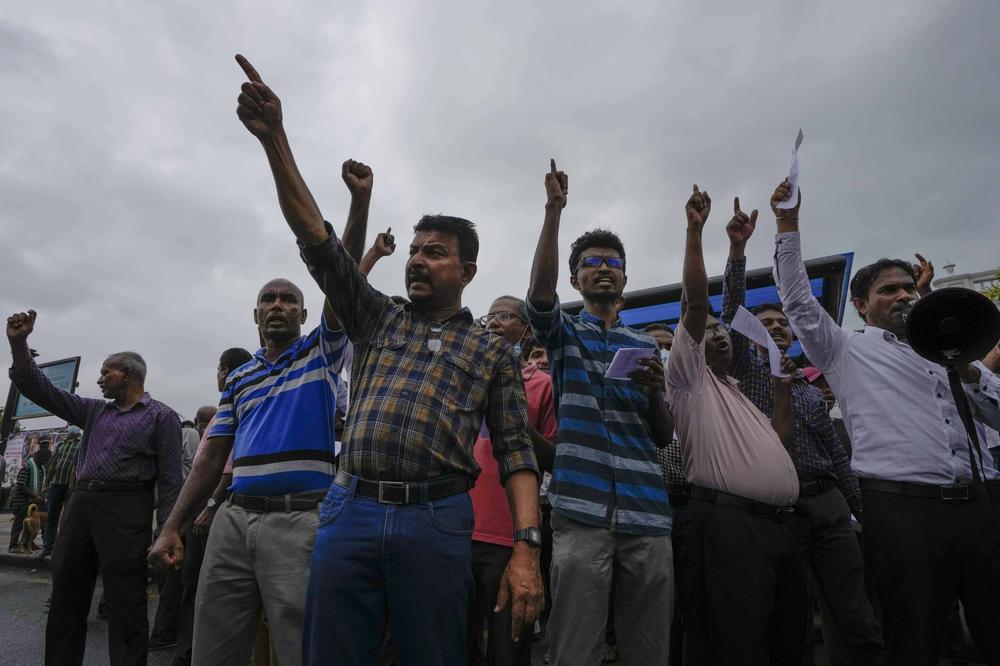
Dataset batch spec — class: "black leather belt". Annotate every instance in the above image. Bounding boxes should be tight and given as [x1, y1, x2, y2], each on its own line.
[77, 480, 155, 492]
[229, 491, 327, 513]
[798, 478, 835, 497]
[668, 486, 690, 508]
[860, 478, 1000, 502]
[334, 469, 471, 505]
[690, 485, 798, 522]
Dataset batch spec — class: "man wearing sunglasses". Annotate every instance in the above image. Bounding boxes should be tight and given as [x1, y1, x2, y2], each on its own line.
[526, 160, 675, 665]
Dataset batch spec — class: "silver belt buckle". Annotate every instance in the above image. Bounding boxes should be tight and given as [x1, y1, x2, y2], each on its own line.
[378, 481, 409, 504]
[940, 484, 970, 501]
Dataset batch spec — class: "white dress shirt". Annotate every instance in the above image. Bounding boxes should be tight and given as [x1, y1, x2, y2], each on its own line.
[774, 232, 1000, 484]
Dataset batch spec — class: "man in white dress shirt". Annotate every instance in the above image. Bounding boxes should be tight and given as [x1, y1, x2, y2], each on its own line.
[771, 179, 1000, 665]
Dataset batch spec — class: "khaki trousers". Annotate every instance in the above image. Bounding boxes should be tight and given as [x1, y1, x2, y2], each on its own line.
[547, 510, 674, 666]
[192, 500, 319, 666]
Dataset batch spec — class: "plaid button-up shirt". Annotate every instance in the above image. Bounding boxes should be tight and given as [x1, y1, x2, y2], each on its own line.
[299, 223, 538, 484]
[722, 258, 862, 517]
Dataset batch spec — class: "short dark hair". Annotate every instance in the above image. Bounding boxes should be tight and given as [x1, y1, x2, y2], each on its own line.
[568, 229, 626, 275]
[414, 215, 479, 263]
[181, 420, 195, 429]
[520, 336, 542, 362]
[849, 259, 915, 302]
[644, 323, 674, 334]
[219, 347, 253, 374]
[750, 302, 785, 317]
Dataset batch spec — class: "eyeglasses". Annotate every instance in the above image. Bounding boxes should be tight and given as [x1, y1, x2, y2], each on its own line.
[574, 255, 624, 272]
[478, 312, 525, 327]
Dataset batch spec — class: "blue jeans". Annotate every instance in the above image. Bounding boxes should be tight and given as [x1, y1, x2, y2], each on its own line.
[303, 478, 474, 666]
[43, 484, 70, 552]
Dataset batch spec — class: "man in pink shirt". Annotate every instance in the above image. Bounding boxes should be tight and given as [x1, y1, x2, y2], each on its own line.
[469, 296, 557, 665]
[667, 186, 806, 665]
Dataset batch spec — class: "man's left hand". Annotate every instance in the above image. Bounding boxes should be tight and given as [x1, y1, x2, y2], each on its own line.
[191, 506, 216, 537]
[629, 356, 665, 396]
[494, 545, 544, 641]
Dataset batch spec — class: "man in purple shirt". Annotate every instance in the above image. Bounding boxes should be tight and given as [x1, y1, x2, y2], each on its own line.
[6, 309, 183, 666]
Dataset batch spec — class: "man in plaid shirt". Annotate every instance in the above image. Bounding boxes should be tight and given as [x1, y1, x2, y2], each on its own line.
[231, 55, 542, 666]
[39, 427, 82, 557]
[720, 199, 884, 664]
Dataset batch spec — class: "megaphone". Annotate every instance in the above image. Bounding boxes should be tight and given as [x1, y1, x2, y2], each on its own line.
[904, 287, 1000, 366]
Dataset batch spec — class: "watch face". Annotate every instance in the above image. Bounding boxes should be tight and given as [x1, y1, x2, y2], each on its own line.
[206, 499, 217, 508]
[517, 527, 542, 547]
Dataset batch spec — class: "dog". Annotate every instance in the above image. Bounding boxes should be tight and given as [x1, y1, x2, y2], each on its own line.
[18, 503, 47, 554]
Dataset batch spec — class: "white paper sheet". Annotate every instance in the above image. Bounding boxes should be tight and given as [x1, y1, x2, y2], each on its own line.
[776, 128, 804, 210]
[729, 306, 790, 377]
[605, 347, 656, 379]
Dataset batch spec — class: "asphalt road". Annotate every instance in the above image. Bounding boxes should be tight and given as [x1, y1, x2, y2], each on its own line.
[0, 563, 553, 665]
[0, 564, 176, 666]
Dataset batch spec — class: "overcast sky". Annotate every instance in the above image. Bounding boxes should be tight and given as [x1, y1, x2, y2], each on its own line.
[2, 1, 998, 425]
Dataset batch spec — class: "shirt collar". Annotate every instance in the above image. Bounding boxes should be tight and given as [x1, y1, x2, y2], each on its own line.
[579, 309, 622, 328]
[105, 392, 152, 412]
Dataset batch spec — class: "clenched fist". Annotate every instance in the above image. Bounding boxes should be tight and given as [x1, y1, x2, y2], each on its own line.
[6, 310, 36, 344]
[342, 159, 374, 198]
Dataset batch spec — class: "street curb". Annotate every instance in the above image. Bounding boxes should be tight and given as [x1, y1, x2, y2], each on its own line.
[0, 552, 51, 571]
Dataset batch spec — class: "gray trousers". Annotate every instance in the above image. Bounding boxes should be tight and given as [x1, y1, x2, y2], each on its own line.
[547, 510, 674, 666]
[192, 500, 319, 666]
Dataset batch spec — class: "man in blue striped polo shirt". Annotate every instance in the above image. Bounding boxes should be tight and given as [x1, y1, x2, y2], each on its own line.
[150, 277, 350, 665]
[527, 160, 675, 665]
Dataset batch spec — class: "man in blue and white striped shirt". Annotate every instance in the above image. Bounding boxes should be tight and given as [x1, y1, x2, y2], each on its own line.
[150, 277, 348, 665]
[527, 160, 675, 666]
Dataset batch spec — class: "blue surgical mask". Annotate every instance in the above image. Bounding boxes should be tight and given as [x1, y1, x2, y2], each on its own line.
[659, 349, 670, 364]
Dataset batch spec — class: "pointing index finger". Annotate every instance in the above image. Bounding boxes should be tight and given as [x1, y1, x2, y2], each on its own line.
[235, 54, 264, 83]
[734, 196, 741, 216]
[550, 158, 557, 174]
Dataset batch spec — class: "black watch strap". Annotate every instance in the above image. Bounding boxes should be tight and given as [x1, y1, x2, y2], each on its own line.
[513, 527, 542, 548]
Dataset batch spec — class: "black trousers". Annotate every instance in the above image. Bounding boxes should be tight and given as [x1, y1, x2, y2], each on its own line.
[468, 540, 532, 666]
[862, 485, 1000, 666]
[171, 532, 205, 666]
[679, 498, 807, 665]
[45, 488, 154, 666]
[789, 487, 885, 665]
[150, 539, 183, 642]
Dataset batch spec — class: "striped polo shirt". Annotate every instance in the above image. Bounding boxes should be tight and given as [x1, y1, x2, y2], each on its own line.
[528, 295, 670, 535]
[210, 318, 348, 496]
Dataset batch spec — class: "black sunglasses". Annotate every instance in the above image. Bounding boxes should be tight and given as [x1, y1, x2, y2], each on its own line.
[575, 255, 624, 272]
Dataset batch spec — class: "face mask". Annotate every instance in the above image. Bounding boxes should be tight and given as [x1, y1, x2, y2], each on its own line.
[659, 349, 670, 364]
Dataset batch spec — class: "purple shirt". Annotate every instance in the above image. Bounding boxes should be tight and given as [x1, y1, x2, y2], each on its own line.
[9, 360, 182, 523]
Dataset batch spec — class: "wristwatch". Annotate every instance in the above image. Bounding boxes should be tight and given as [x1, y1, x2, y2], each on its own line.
[513, 527, 542, 548]
[206, 498, 218, 510]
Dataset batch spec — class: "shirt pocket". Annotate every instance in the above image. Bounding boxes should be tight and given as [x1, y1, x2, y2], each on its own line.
[440, 351, 487, 411]
[371, 335, 413, 377]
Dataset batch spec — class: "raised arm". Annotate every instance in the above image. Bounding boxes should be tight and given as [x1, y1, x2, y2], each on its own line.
[722, 197, 759, 377]
[680, 185, 712, 342]
[358, 228, 396, 277]
[340, 159, 373, 263]
[235, 55, 386, 341]
[6, 311, 96, 426]
[527, 159, 568, 311]
[912, 253, 934, 297]
[771, 181, 848, 372]
[235, 54, 327, 245]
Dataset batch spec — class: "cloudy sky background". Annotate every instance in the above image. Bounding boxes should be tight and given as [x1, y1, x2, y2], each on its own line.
[2, 1, 998, 425]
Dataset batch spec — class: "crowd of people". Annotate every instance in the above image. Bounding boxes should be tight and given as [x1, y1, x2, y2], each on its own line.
[4, 53, 1000, 666]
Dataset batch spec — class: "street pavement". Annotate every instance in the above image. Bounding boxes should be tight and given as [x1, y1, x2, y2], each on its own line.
[0, 565, 176, 666]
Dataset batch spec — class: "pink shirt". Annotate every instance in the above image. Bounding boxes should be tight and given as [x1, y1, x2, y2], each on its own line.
[470, 364, 557, 547]
[666, 322, 799, 506]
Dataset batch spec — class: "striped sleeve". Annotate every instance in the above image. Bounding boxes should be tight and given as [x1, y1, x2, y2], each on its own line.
[526, 293, 564, 352]
[209, 380, 237, 439]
